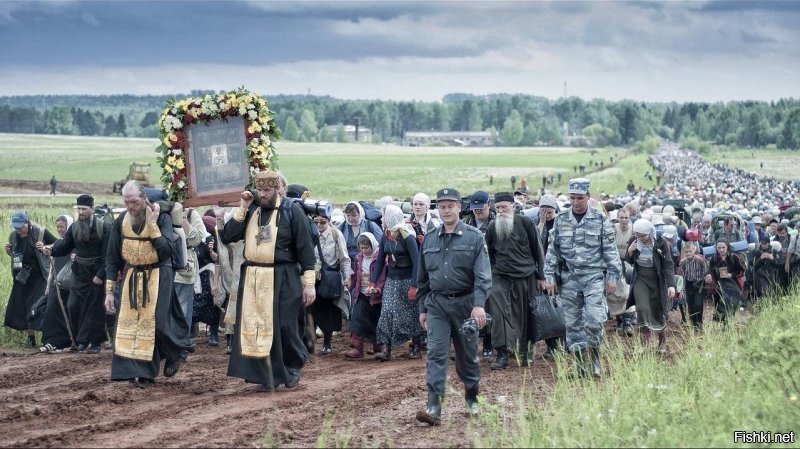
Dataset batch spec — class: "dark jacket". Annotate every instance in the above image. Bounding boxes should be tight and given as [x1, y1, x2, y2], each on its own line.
[625, 236, 676, 315]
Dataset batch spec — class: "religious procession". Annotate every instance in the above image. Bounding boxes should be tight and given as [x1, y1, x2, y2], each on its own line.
[6, 136, 800, 430]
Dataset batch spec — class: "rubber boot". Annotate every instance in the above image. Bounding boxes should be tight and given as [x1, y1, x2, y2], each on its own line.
[344, 335, 364, 359]
[208, 326, 219, 347]
[416, 393, 443, 426]
[465, 386, 480, 417]
[375, 344, 391, 362]
[590, 347, 602, 379]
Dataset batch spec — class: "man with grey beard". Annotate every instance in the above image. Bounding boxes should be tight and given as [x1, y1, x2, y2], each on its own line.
[484, 192, 546, 369]
[41, 194, 110, 353]
[103, 181, 194, 387]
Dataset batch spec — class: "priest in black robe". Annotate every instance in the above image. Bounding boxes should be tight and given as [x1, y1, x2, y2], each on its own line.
[222, 170, 317, 391]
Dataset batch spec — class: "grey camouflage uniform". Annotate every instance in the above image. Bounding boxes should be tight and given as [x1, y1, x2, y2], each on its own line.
[544, 207, 622, 352]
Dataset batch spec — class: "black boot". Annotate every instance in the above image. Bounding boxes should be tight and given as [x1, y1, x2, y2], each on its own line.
[491, 350, 509, 370]
[209, 326, 219, 347]
[590, 347, 602, 379]
[408, 340, 422, 359]
[465, 386, 480, 417]
[416, 393, 443, 426]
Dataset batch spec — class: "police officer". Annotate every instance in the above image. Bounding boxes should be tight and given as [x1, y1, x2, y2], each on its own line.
[416, 188, 492, 426]
[543, 178, 621, 379]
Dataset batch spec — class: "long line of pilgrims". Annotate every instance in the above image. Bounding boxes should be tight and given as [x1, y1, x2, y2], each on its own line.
[16, 142, 800, 373]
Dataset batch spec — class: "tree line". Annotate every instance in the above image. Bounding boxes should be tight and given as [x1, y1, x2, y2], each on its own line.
[0, 93, 798, 149]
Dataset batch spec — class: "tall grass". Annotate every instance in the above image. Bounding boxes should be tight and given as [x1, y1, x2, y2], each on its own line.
[475, 290, 800, 448]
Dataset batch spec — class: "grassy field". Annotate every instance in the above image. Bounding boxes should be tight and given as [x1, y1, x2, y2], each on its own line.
[706, 148, 800, 182]
[0, 133, 638, 204]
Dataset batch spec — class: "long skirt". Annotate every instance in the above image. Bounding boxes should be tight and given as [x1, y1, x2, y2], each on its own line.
[713, 278, 741, 323]
[349, 292, 382, 341]
[633, 267, 666, 332]
[376, 277, 422, 349]
[193, 270, 220, 328]
[311, 292, 342, 336]
[4, 272, 47, 331]
[41, 287, 73, 349]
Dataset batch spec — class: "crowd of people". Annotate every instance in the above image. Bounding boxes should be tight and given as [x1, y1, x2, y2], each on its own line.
[5, 141, 800, 425]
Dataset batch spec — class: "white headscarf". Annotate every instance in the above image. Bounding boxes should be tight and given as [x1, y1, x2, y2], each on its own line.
[57, 214, 74, 229]
[382, 205, 415, 240]
[413, 192, 431, 208]
[632, 218, 656, 252]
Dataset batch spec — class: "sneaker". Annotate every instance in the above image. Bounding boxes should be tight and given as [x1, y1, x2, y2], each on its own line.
[319, 344, 332, 355]
[465, 401, 481, 418]
[86, 345, 101, 354]
[482, 349, 494, 361]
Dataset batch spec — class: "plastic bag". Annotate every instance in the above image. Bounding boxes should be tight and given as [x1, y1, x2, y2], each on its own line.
[530, 294, 566, 342]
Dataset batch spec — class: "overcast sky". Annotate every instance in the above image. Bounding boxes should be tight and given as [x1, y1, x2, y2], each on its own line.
[0, 0, 798, 103]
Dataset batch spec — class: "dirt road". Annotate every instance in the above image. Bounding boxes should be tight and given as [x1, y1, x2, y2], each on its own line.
[0, 331, 559, 448]
[0, 308, 701, 449]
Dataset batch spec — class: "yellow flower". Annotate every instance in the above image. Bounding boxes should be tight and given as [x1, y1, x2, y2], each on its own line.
[164, 165, 173, 174]
[168, 133, 178, 142]
[167, 155, 176, 166]
[162, 137, 170, 147]
[176, 159, 185, 170]
[251, 122, 262, 132]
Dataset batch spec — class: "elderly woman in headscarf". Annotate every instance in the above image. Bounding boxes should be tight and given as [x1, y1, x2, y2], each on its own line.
[39, 214, 75, 352]
[371, 205, 422, 361]
[339, 201, 383, 270]
[704, 238, 745, 325]
[192, 214, 222, 347]
[625, 219, 676, 350]
[311, 213, 352, 355]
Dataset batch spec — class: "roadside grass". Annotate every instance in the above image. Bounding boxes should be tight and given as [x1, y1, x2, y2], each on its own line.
[474, 289, 800, 448]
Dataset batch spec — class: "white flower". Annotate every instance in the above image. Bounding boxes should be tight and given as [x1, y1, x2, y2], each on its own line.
[248, 110, 258, 120]
[731, 352, 739, 359]
[647, 429, 657, 436]
[238, 106, 247, 116]
[496, 395, 507, 405]
[646, 383, 654, 389]
[656, 384, 669, 390]
[177, 180, 185, 189]
[705, 352, 713, 359]
[712, 391, 722, 399]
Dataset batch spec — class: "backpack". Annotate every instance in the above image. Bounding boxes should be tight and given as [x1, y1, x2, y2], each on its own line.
[358, 201, 383, 228]
[280, 197, 320, 247]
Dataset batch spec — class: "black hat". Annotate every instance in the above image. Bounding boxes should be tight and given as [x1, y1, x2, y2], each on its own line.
[287, 184, 309, 199]
[759, 234, 771, 243]
[494, 192, 515, 204]
[76, 194, 94, 208]
[436, 188, 461, 202]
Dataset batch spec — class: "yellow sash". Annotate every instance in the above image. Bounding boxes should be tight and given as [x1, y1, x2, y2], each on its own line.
[239, 207, 279, 358]
[114, 213, 160, 361]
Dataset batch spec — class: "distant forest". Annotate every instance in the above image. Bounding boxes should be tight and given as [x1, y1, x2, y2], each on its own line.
[0, 92, 799, 150]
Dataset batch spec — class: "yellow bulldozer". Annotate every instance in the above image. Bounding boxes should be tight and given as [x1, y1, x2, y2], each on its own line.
[112, 162, 153, 193]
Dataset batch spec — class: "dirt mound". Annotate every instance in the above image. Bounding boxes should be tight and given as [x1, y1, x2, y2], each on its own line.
[0, 179, 114, 196]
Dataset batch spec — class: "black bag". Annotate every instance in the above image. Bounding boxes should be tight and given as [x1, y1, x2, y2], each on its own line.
[318, 268, 343, 300]
[531, 294, 566, 342]
[14, 265, 32, 285]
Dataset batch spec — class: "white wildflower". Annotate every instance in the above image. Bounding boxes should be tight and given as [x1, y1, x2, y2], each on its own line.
[712, 391, 722, 399]
[648, 429, 657, 436]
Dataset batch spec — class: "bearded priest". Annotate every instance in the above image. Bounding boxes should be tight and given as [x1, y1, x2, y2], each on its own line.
[103, 181, 195, 388]
[222, 170, 317, 391]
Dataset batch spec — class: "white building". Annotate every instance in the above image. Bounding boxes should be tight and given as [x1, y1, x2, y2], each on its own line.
[402, 131, 493, 147]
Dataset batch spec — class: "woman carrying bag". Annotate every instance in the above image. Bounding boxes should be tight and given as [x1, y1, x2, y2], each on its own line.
[311, 214, 352, 355]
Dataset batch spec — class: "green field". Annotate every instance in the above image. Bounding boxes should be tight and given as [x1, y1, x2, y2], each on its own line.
[0, 133, 642, 205]
[706, 148, 800, 182]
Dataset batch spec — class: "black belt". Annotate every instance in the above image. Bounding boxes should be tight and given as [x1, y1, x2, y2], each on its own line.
[246, 261, 275, 268]
[127, 262, 161, 310]
[75, 255, 101, 265]
[434, 289, 473, 299]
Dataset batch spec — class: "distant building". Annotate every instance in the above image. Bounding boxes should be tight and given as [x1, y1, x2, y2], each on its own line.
[562, 122, 594, 147]
[321, 124, 371, 143]
[403, 131, 492, 147]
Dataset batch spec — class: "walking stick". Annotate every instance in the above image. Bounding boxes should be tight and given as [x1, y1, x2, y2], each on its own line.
[49, 256, 76, 348]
